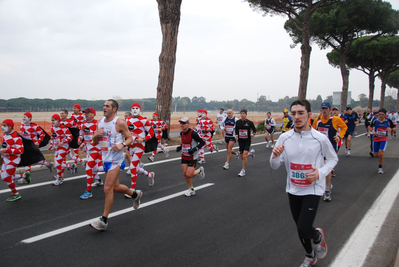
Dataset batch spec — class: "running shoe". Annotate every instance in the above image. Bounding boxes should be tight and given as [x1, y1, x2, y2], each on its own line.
[223, 162, 230, 170]
[314, 228, 328, 259]
[164, 149, 169, 157]
[24, 171, 31, 184]
[199, 166, 205, 179]
[90, 217, 108, 231]
[345, 148, 348, 154]
[148, 172, 155, 186]
[6, 193, 21, 202]
[69, 163, 77, 174]
[219, 140, 224, 145]
[17, 178, 26, 184]
[124, 193, 132, 199]
[47, 162, 54, 172]
[92, 179, 103, 187]
[80, 190, 93, 200]
[266, 142, 270, 148]
[133, 190, 143, 210]
[235, 153, 240, 161]
[369, 152, 374, 157]
[299, 255, 317, 267]
[184, 189, 195, 197]
[238, 169, 246, 177]
[347, 150, 351, 156]
[323, 191, 331, 202]
[378, 168, 384, 174]
[53, 179, 63, 186]
[126, 169, 131, 175]
[148, 156, 154, 162]
[270, 143, 275, 148]
[250, 149, 255, 158]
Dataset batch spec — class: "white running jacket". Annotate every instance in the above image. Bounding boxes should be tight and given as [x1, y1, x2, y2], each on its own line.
[270, 127, 338, 196]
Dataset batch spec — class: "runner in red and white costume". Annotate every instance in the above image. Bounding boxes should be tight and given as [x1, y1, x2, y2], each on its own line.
[198, 110, 219, 164]
[126, 103, 155, 189]
[1, 119, 25, 202]
[78, 108, 102, 199]
[18, 112, 53, 184]
[195, 110, 205, 164]
[49, 114, 72, 185]
[60, 110, 78, 173]
[148, 112, 169, 162]
[70, 104, 86, 166]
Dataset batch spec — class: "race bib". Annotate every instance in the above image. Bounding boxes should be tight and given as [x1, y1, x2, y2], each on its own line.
[318, 127, 328, 136]
[266, 124, 271, 130]
[53, 137, 60, 146]
[84, 133, 93, 143]
[99, 136, 109, 152]
[290, 163, 313, 187]
[182, 144, 191, 157]
[239, 129, 248, 139]
[376, 128, 387, 137]
[225, 125, 234, 135]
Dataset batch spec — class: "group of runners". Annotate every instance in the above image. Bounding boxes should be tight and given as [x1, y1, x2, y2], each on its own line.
[1, 99, 397, 267]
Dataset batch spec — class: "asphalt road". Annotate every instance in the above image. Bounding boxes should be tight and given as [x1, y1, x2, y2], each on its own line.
[1, 127, 398, 267]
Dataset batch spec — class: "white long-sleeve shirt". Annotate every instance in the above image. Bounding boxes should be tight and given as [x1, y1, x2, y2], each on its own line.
[269, 127, 338, 196]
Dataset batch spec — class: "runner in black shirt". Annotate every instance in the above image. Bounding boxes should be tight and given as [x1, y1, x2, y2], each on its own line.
[234, 109, 256, 177]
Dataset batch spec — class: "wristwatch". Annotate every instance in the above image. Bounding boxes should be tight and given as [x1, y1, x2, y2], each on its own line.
[122, 142, 127, 147]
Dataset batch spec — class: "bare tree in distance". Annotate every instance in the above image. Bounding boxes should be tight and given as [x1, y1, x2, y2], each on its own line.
[156, 0, 182, 137]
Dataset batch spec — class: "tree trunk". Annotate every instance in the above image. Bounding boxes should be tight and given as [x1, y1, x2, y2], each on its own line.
[396, 89, 399, 111]
[380, 79, 387, 109]
[297, 14, 312, 100]
[339, 53, 350, 111]
[367, 72, 375, 110]
[156, 0, 182, 137]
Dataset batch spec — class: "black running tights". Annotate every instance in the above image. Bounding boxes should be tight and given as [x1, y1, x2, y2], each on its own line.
[288, 193, 321, 254]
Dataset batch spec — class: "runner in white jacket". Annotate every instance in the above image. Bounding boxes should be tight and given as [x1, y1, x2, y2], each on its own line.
[270, 100, 338, 267]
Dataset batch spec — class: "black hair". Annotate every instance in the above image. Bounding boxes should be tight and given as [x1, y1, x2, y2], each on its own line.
[267, 111, 271, 115]
[61, 109, 68, 114]
[290, 99, 311, 113]
[378, 108, 387, 114]
[107, 99, 119, 111]
[240, 109, 248, 115]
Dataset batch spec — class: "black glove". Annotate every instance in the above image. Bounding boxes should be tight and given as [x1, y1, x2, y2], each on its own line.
[188, 147, 198, 155]
[176, 145, 182, 152]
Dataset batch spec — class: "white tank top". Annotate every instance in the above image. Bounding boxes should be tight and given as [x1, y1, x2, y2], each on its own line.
[98, 116, 124, 163]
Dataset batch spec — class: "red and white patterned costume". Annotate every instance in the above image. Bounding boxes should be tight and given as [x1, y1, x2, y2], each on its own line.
[60, 118, 82, 165]
[150, 119, 168, 158]
[195, 110, 205, 161]
[79, 120, 102, 192]
[200, 113, 216, 151]
[20, 122, 47, 172]
[1, 131, 24, 195]
[50, 123, 72, 180]
[126, 114, 154, 189]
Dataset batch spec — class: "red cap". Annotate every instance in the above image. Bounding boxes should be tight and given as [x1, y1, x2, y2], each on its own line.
[153, 112, 159, 117]
[131, 103, 141, 109]
[73, 104, 81, 110]
[197, 109, 202, 113]
[202, 110, 208, 114]
[2, 119, 14, 128]
[83, 107, 96, 115]
[51, 114, 61, 121]
[24, 112, 32, 119]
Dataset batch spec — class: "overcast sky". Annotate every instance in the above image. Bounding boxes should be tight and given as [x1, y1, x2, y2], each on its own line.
[0, 0, 398, 103]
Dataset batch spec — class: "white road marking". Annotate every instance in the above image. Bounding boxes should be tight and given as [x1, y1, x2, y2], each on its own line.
[20, 183, 215, 244]
[330, 169, 399, 267]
